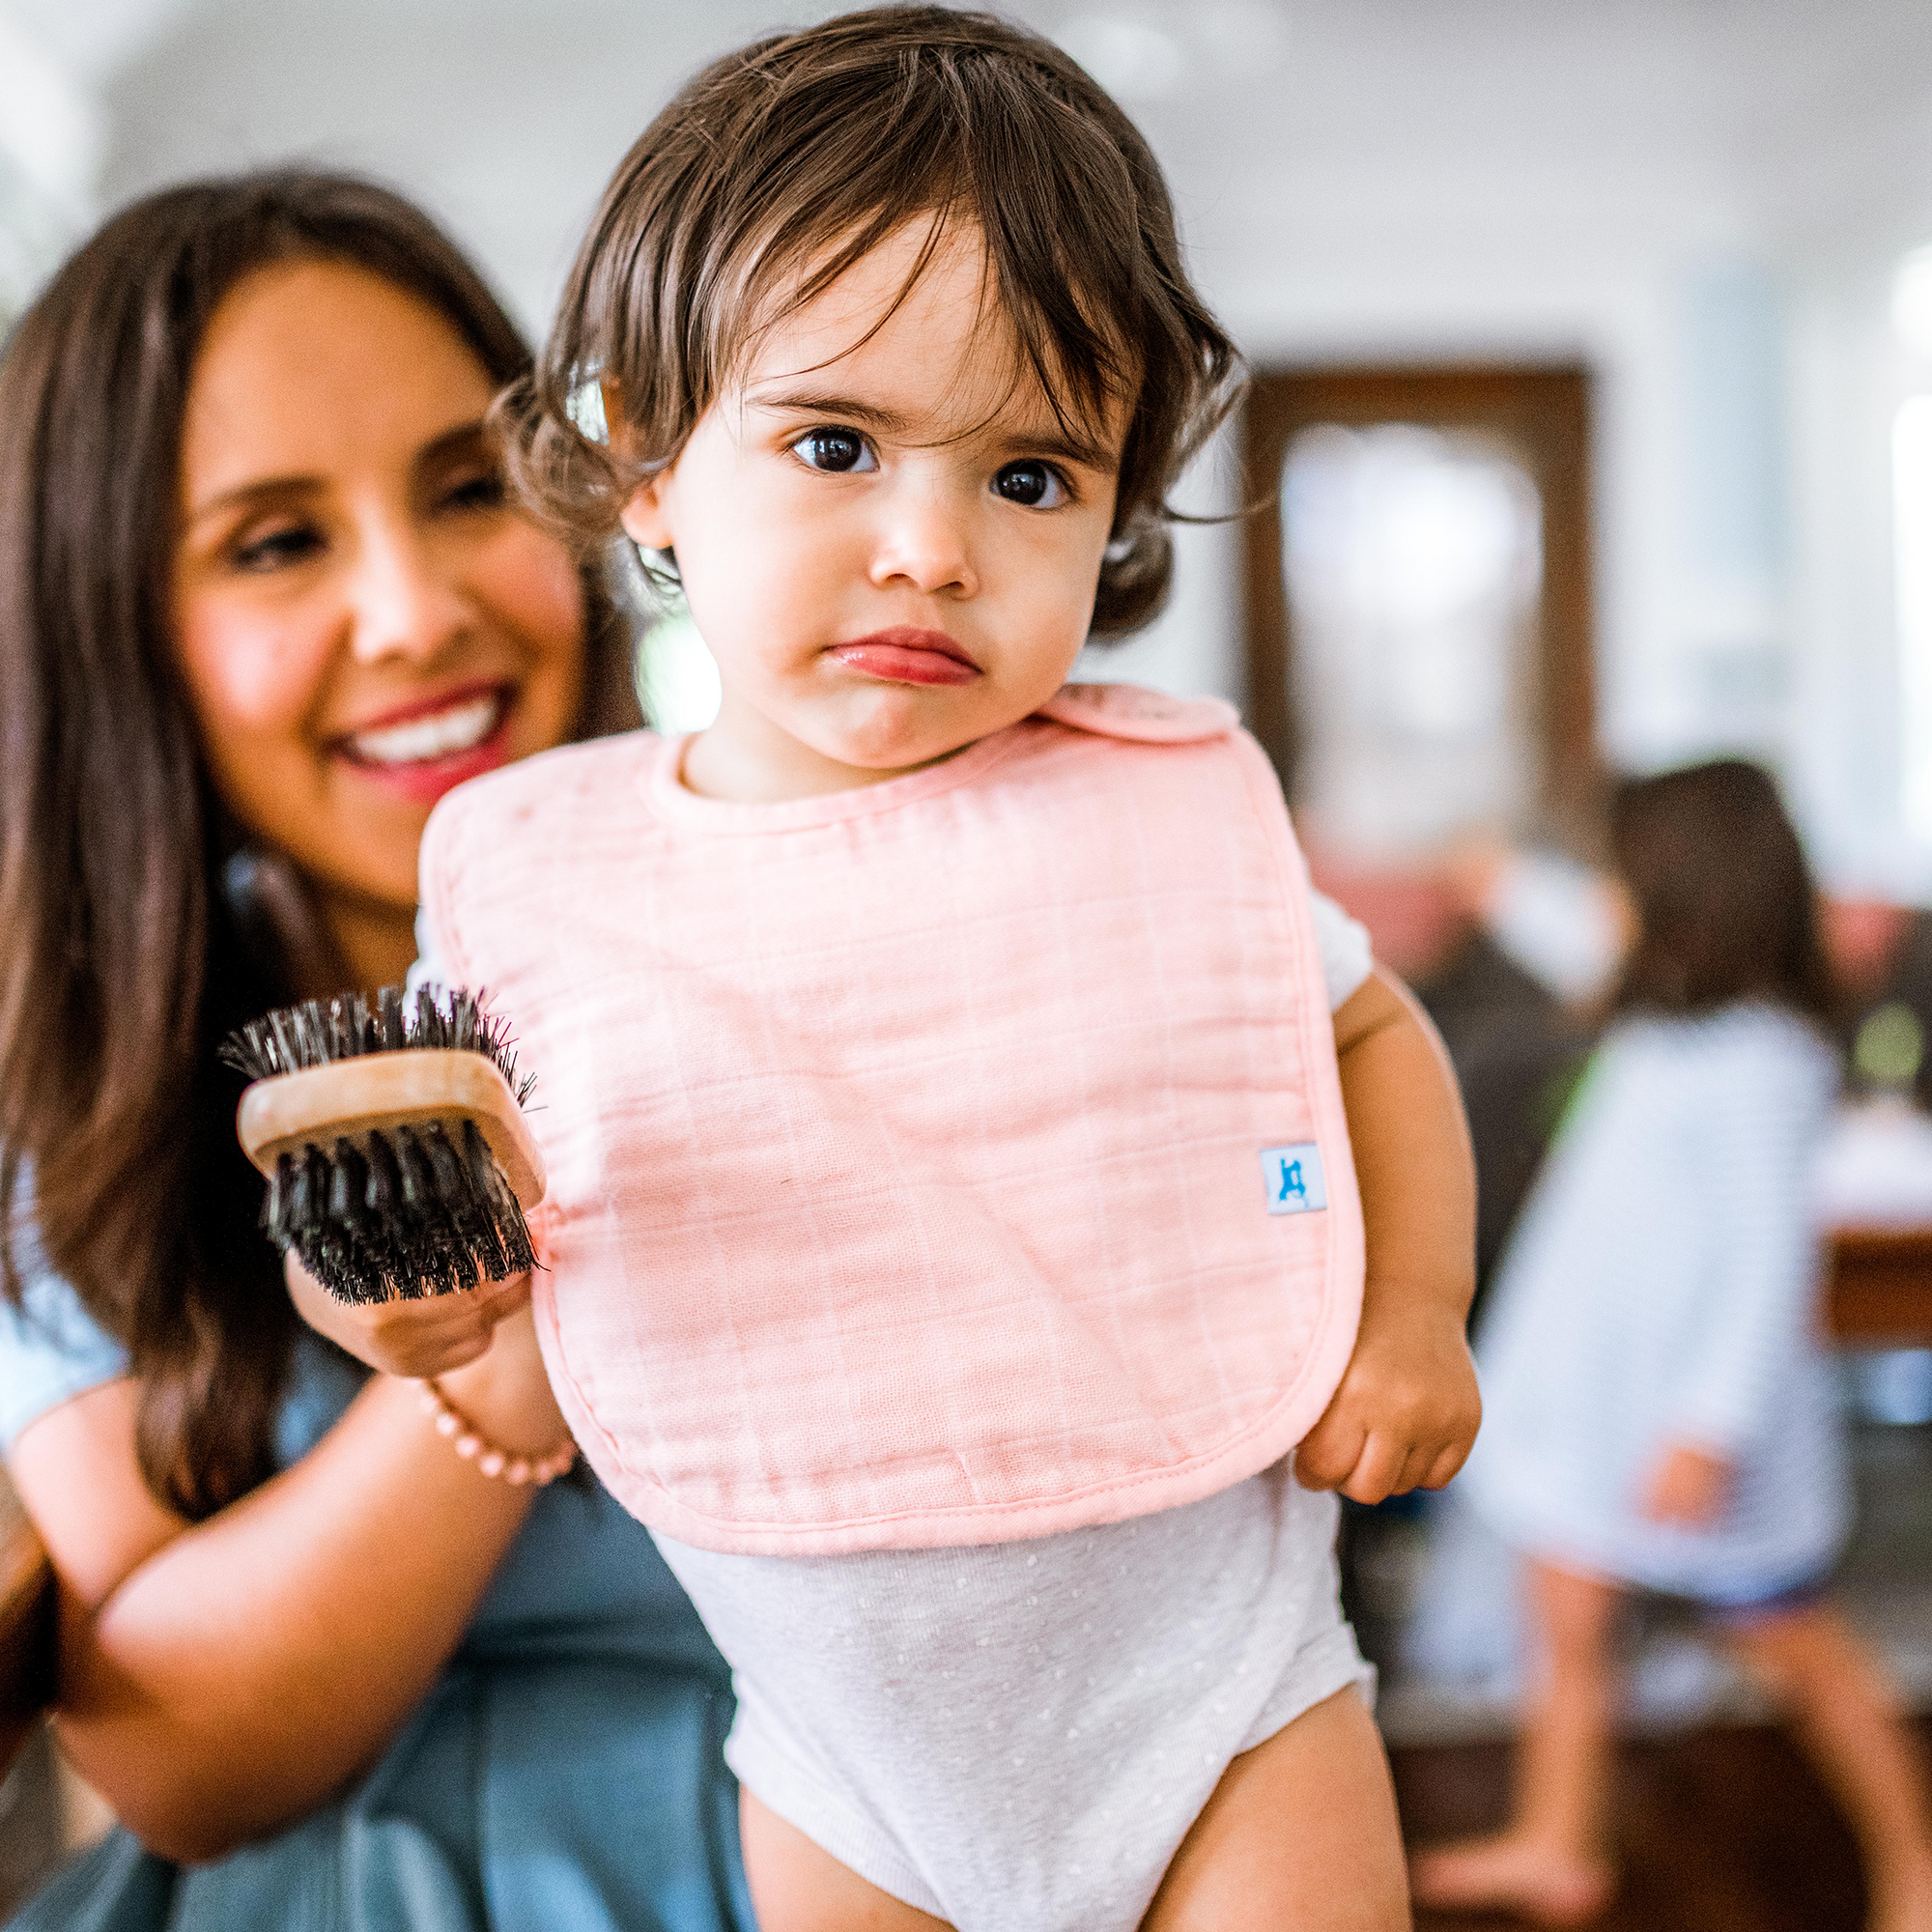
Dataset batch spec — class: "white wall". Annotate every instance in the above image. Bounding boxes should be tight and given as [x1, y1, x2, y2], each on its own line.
[11, 0, 1932, 887]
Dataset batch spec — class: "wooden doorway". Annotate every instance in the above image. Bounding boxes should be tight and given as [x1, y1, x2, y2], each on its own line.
[1240, 364, 1597, 854]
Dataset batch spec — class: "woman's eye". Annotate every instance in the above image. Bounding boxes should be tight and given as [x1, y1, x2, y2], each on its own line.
[442, 469, 507, 512]
[991, 461, 1068, 510]
[790, 428, 876, 474]
[232, 524, 325, 573]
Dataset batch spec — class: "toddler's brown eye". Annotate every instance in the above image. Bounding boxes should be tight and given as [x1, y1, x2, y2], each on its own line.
[992, 461, 1066, 509]
[791, 428, 875, 473]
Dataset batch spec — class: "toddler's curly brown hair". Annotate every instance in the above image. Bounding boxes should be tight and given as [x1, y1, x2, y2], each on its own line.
[500, 4, 1241, 636]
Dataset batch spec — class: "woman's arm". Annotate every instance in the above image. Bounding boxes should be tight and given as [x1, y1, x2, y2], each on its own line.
[1295, 965, 1482, 1502]
[8, 1289, 561, 1864]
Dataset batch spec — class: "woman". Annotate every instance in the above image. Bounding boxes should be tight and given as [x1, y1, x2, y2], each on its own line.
[0, 172, 753, 1930]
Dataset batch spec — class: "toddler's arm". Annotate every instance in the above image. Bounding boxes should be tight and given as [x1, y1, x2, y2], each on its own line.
[1295, 967, 1481, 1504]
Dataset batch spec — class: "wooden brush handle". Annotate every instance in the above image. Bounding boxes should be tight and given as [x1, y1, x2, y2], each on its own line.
[236, 1051, 547, 1208]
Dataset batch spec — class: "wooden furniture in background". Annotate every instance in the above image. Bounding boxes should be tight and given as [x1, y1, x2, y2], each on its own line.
[1240, 362, 1600, 845]
[1826, 1226, 1932, 1347]
[0, 1469, 54, 1781]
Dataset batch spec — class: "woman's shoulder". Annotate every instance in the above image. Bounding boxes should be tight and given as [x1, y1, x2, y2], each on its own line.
[0, 1224, 128, 1457]
[0, 1230, 366, 1468]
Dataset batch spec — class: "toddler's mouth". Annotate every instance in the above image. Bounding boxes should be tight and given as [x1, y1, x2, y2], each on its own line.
[827, 628, 980, 688]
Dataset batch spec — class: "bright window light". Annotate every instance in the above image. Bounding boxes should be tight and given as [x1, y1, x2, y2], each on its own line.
[637, 608, 722, 735]
[1894, 395, 1932, 838]
[1894, 246, 1932, 361]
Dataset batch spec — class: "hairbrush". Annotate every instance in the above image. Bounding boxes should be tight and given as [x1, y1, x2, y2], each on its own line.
[220, 985, 545, 1303]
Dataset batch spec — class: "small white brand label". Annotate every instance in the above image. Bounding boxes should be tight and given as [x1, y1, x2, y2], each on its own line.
[1261, 1144, 1327, 1215]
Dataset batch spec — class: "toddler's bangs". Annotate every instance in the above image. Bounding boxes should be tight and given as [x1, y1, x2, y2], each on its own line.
[724, 203, 1131, 469]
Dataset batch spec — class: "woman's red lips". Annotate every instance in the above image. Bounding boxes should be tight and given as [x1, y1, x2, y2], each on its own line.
[337, 678, 507, 738]
[331, 681, 516, 807]
[827, 628, 980, 687]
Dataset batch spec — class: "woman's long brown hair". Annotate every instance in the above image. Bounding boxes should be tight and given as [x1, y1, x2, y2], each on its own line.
[0, 172, 639, 1519]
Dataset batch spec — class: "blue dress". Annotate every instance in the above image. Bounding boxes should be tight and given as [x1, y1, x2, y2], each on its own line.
[0, 1258, 754, 1932]
[1460, 1004, 1850, 1604]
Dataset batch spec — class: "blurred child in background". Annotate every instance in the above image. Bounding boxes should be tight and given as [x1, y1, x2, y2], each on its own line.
[1411, 760, 1932, 1932]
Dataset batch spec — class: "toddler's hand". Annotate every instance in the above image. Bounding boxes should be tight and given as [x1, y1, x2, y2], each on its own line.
[285, 1251, 531, 1379]
[1294, 1294, 1481, 1504]
[1640, 1440, 1731, 1527]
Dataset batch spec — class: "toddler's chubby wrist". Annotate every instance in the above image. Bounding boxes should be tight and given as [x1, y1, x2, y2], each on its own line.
[1340, 1285, 1482, 1441]
[1355, 1273, 1474, 1343]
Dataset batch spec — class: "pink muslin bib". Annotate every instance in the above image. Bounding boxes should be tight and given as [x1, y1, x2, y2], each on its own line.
[419, 683, 1364, 1555]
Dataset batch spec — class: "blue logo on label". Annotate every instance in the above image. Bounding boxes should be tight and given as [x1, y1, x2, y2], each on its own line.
[1261, 1144, 1327, 1215]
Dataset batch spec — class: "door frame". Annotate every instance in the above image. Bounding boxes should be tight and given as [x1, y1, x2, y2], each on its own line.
[1239, 362, 1599, 842]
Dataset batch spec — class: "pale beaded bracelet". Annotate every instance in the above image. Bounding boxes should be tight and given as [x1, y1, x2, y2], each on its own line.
[417, 1379, 578, 1487]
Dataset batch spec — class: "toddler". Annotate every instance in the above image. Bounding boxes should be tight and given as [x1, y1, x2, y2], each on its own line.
[358, 11, 1479, 1928]
[1413, 761, 1932, 1932]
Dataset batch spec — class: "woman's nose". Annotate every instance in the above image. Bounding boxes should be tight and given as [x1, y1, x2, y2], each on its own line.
[346, 519, 471, 665]
[867, 482, 978, 599]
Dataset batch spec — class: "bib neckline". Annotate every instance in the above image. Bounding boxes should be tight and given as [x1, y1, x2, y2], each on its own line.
[641, 716, 1030, 836]
[639, 682, 1237, 836]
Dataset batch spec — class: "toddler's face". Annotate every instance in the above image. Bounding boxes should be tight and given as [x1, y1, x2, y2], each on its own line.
[620, 222, 1129, 802]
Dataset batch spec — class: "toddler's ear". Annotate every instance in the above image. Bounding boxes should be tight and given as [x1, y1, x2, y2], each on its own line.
[600, 376, 675, 552]
[618, 478, 673, 553]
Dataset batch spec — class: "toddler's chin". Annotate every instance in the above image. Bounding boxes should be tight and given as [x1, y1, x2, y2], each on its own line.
[814, 695, 991, 774]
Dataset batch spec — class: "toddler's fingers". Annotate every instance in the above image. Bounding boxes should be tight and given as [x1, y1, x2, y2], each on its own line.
[1337, 1434, 1412, 1506]
[1293, 1414, 1365, 1492]
[1419, 1438, 1471, 1492]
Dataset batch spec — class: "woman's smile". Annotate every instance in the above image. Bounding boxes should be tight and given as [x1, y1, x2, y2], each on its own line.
[334, 679, 521, 804]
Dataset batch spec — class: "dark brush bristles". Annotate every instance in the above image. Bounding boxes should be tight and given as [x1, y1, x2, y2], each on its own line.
[222, 985, 540, 1303]
[219, 983, 536, 1103]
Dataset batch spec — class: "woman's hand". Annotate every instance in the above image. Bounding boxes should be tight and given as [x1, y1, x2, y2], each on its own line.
[286, 1254, 569, 1455]
[1640, 1440, 1732, 1528]
[286, 1251, 530, 1378]
[437, 1302, 572, 1457]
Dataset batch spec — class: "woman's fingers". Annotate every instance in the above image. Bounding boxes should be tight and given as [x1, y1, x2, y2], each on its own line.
[285, 1252, 532, 1377]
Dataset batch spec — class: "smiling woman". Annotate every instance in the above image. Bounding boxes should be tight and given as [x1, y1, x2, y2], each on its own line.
[0, 173, 751, 1932]
[170, 258, 585, 982]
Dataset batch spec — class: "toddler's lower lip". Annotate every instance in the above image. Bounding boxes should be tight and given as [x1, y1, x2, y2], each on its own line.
[828, 642, 979, 687]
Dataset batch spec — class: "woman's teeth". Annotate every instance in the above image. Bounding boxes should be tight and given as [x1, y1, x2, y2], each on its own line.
[348, 693, 502, 767]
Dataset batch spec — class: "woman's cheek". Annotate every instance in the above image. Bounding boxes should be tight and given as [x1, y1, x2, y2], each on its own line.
[480, 524, 588, 745]
[174, 600, 336, 794]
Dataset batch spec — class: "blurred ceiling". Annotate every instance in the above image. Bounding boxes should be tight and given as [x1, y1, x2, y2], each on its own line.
[5, 0, 1932, 318]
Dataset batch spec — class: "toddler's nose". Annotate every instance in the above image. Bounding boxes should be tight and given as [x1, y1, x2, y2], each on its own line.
[867, 484, 977, 599]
